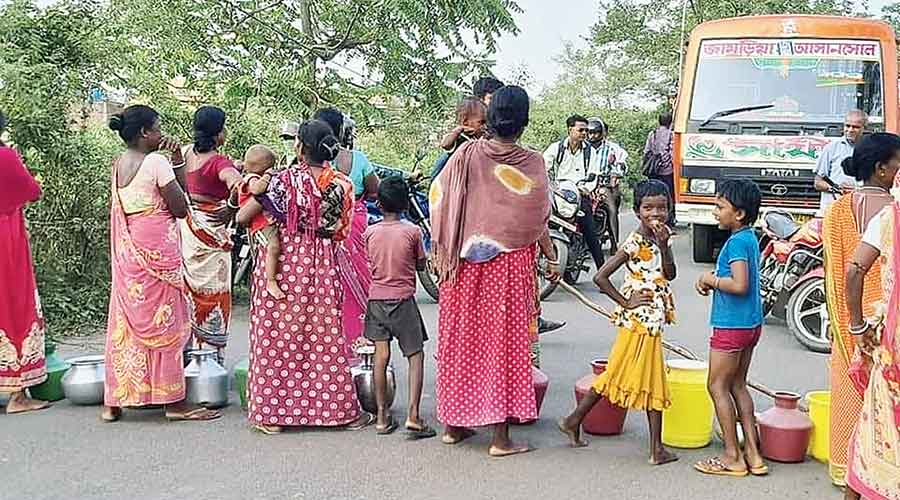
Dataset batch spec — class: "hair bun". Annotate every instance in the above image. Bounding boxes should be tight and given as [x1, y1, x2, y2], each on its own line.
[841, 156, 857, 178]
[318, 135, 341, 161]
[108, 114, 124, 132]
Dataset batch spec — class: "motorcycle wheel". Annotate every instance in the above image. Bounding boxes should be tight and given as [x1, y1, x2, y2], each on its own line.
[417, 258, 440, 302]
[786, 277, 831, 353]
[539, 237, 568, 300]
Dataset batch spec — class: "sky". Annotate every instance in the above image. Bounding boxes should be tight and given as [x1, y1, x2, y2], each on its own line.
[492, 0, 892, 92]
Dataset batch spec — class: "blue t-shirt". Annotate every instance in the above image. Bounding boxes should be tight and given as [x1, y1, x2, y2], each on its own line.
[710, 227, 763, 328]
[349, 150, 375, 197]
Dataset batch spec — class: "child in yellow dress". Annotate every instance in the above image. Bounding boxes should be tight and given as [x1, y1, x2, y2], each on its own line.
[559, 179, 678, 466]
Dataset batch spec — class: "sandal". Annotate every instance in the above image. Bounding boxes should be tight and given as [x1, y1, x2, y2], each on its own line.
[488, 444, 532, 458]
[694, 457, 748, 477]
[165, 407, 221, 421]
[746, 456, 769, 476]
[346, 412, 375, 431]
[405, 420, 437, 440]
[376, 415, 398, 435]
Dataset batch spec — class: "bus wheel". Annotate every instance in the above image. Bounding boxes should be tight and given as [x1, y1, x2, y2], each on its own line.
[692, 224, 716, 263]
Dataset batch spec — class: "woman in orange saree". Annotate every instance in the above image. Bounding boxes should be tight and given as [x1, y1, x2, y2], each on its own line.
[823, 134, 896, 485]
[103, 105, 219, 422]
[843, 132, 900, 500]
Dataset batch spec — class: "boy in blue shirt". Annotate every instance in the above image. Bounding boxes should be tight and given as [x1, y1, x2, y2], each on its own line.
[694, 179, 768, 478]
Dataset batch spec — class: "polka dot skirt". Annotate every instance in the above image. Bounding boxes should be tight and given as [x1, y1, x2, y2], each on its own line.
[436, 247, 538, 427]
[247, 232, 361, 427]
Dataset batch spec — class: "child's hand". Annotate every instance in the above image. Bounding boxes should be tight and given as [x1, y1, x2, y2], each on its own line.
[624, 289, 654, 309]
[695, 271, 715, 296]
[651, 221, 671, 248]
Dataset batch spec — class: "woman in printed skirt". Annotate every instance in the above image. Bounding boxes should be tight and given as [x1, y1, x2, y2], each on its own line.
[431, 85, 560, 457]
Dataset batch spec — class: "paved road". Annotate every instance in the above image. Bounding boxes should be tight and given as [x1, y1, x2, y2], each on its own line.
[0, 220, 840, 500]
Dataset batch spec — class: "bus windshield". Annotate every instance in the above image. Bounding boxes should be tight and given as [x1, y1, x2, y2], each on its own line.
[689, 38, 884, 125]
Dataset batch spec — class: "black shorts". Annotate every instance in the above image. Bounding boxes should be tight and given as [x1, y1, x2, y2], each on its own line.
[364, 297, 428, 357]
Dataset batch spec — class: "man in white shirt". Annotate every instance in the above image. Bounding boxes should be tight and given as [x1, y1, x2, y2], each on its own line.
[543, 114, 605, 269]
[586, 118, 627, 252]
[814, 109, 866, 215]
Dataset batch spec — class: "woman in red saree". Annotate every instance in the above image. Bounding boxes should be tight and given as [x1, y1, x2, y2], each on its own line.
[237, 119, 373, 434]
[844, 133, 900, 500]
[431, 86, 560, 456]
[0, 111, 48, 414]
[103, 105, 219, 422]
[180, 106, 242, 362]
[822, 134, 897, 485]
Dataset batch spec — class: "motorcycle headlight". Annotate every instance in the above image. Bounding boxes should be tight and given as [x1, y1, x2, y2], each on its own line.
[690, 178, 716, 195]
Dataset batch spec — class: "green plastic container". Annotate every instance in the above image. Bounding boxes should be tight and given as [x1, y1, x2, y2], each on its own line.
[233, 357, 249, 410]
[28, 343, 70, 402]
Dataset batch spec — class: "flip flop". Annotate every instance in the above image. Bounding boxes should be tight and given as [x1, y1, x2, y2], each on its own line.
[165, 408, 221, 422]
[441, 428, 477, 445]
[376, 416, 398, 435]
[488, 444, 532, 458]
[694, 457, 748, 477]
[346, 412, 375, 431]
[747, 463, 769, 476]
[5, 400, 50, 415]
[253, 425, 283, 435]
[405, 421, 437, 440]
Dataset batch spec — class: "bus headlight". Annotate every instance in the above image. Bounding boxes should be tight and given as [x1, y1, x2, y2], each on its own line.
[690, 178, 716, 194]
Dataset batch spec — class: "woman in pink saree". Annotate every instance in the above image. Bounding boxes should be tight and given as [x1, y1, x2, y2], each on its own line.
[102, 105, 219, 422]
[844, 135, 900, 500]
[314, 108, 379, 356]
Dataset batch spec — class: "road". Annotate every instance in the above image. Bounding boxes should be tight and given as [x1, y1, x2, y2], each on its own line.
[0, 219, 840, 500]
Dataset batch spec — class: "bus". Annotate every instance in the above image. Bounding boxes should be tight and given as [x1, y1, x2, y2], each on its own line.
[672, 15, 897, 262]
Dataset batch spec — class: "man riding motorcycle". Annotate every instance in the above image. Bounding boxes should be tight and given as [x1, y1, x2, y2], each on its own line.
[586, 117, 627, 252]
[543, 114, 605, 270]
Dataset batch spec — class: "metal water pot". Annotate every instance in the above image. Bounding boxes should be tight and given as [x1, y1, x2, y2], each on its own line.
[184, 349, 229, 408]
[350, 345, 395, 414]
[62, 355, 106, 405]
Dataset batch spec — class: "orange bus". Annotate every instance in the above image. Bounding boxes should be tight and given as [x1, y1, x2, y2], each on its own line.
[672, 15, 897, 262]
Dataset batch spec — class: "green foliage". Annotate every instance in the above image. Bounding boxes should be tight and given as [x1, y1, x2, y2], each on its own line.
[0, 0, 117, 338]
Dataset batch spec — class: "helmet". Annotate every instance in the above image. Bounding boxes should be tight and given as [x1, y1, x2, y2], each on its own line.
[587, 117, 606, 145]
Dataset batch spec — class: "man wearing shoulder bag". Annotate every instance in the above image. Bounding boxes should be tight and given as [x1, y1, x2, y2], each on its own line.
[642, 112, 676, 227]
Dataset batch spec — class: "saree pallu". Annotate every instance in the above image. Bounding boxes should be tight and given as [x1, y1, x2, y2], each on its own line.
[336, 198, 371, 354]
[105, 187, 190, 407]
[180, 202, 233, 358]
[0, 209, 46, 391]
[823, 195, 884, 485]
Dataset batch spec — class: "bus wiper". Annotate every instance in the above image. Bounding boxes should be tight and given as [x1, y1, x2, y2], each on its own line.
[699, 104, 775, 128]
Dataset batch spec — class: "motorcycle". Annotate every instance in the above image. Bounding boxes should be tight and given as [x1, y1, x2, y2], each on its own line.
[538, 175, 614, 299]
[758, 211, 830, 353]
[367, 151, 440, 302]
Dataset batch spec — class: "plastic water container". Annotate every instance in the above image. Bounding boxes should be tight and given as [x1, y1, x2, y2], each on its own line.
[233, 357, 249, 410]
[805, 390, 831, 463]
[662, 359, 714, 448]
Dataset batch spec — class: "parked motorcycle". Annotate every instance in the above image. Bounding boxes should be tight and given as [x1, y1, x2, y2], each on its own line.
[367, 151, 440, 302]
[538, 175, 614, 299]
[759, 211, 830, 353]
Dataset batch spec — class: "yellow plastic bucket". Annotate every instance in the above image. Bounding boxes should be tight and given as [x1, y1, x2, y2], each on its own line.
[806, 390, 831, 463]
[662, 359, 713, 448]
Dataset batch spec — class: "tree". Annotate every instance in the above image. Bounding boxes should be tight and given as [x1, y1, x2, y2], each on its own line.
[588, 0, 850, 101]
[103, 0, 523, 154]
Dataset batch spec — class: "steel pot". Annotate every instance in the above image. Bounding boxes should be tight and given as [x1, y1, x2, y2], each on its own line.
[184, 349, 229, 408]
[62, 355, 106, 405]
[350, 345, 395, 414]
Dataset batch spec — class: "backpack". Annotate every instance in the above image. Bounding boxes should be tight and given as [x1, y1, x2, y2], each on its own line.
[641, 130, 670, 177]
[550, 139, 591, 181]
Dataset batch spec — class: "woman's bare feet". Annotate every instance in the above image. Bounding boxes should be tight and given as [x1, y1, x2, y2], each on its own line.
[101, 406, 122, 422]
[266, 280, 285, 300]
[649, 446, 679, 466]
[164, 401, 220, 421]
[488, 442, 532, 458]
[5, 391, 50, 414]
[557, 418, 588, 448]
[441, 426, 477, 445]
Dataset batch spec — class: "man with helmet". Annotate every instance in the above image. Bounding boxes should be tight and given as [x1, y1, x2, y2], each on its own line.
[586, 117, 627, 252]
